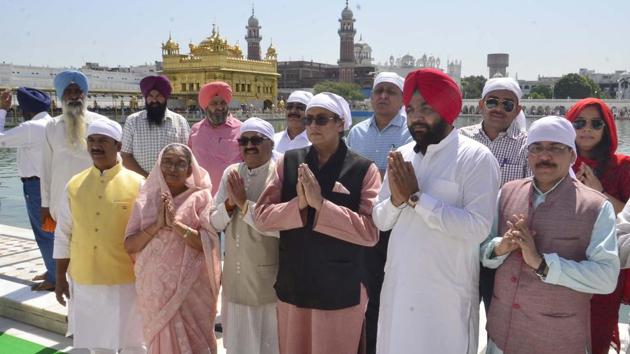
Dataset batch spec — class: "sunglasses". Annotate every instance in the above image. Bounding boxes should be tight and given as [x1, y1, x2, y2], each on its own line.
[303, 114, 338, 126]
[572, 119, 606, 130]
[161, 160, 189, 171]
[286, 103, 306, 111]
[485, 98, 516, 113]
[237, 136, 269, 146]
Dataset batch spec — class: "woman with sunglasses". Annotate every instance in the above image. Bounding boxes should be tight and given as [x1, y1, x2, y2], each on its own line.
[565, 98, 630, 354]
[254, 92, 381, 354]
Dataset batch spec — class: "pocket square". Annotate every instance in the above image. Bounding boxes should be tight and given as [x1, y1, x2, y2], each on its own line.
[332, 181, 351, 195]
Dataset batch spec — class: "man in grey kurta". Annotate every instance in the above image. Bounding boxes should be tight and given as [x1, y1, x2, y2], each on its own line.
[210, 117, 279, 354]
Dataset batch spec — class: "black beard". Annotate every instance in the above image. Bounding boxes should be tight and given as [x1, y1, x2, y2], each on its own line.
[409, 119, 449, 154]
[146, 102, 167, 126]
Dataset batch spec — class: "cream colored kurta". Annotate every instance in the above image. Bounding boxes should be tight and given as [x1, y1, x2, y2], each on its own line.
[211, 160, 280, 354]
[41, 111, 107, 219]
[372, 130, 500, 354]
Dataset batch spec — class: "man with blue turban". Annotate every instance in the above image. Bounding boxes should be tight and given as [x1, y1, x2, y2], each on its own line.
[41, 70, 108, 227]
[0, 87, 56, 291]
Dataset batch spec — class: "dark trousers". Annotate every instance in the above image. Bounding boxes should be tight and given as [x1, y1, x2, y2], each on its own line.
[23, 179, 56, 284]
[479, 265, 496, 313]
[363, 230, 390, 354]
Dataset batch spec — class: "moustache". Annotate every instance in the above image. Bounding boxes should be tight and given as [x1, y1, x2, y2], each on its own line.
[410, 122, 431, 130]
[287, 113, 301, 119]
[244, 148, 259, 154]
[67, 99, 84, 107]
[535, 161, 556, 168]
[90, 149, 104, 154]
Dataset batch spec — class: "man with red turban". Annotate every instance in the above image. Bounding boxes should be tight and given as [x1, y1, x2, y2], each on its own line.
[189, 81, 242, 195]
[121, 75, 190, 177]
[372, 68, 500, 353]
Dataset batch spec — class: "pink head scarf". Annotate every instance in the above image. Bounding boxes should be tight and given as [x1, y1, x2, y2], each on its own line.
[198, 81, 233, 109]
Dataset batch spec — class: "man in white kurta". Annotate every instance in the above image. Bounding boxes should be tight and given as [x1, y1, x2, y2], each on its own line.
[54, 120, 145, 354]
[372, 68, 500, 354]
[41, 70, 107, 222]
[210, 118, 280, 354]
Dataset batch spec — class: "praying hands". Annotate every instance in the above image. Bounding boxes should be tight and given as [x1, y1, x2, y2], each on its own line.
[387, 151, 419, 207]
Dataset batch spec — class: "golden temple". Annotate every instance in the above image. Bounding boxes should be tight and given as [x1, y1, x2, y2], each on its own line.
[161, 25, 279, 109]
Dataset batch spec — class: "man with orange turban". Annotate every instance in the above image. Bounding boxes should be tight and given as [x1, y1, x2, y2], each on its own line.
[372, 68, 500, 353]
[189, 81, 242, 195]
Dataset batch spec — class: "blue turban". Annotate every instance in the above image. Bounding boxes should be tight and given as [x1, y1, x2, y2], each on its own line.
[54, 70, 88, 98]
[17, 87, 51, 114]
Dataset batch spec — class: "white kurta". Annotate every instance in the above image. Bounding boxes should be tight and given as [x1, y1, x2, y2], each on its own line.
[41, 111, 106, 219]
[53, 186, 144, 352]
[372, 129, 500, 354]
[272, 130, 310, 154]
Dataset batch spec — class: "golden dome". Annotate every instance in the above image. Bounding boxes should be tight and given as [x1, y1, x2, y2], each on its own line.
[265, 40, 277, 60]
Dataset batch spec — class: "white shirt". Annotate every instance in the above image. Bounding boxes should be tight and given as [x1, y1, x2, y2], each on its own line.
[273, 130, 310, 154]
[0, 109, 53, 177]
[41, 111, 107, 220]
[372, 129, 500, 354]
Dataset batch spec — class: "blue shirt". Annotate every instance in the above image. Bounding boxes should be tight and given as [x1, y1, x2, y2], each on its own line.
[346, 112, 412, 173]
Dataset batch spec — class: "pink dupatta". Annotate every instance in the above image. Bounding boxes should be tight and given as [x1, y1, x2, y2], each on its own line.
[125, 143, 221, 354]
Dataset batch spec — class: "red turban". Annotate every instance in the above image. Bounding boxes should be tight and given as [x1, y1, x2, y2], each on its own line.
[139, 75, 172, 99]
[403, 68, 462, 125]
[198, 81, 233, 109]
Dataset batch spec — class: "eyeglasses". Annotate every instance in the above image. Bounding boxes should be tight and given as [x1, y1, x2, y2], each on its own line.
[527, 144, 570, 156]
[286, 103, 306, 111]
[303, 114, 337, 126]
[161, 160, 189, 171]
[484, 98, 516, 113]
[572, 119, 606, 130]
[237, 136, 269, 146]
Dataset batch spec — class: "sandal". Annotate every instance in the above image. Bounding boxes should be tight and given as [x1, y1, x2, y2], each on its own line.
[31, 280, 55, 292]
[32, 272, 48, 281]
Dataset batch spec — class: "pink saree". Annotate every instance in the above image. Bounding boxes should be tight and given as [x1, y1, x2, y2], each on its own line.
[125, 144, 221, 354]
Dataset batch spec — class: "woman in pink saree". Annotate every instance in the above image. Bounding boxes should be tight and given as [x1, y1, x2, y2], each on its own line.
[124, 143, 221, 354]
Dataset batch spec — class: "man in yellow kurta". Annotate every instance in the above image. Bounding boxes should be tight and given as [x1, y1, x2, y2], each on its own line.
[53, 119, 145, 354]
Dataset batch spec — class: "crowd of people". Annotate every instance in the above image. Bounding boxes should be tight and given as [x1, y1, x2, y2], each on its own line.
[1, 67, 630, 354]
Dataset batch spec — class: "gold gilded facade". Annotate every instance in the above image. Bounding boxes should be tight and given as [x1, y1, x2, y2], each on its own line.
[161, 26, 279, 108]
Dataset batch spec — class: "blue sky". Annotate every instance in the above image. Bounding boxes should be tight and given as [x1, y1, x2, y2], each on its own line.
[3, 0, 629, 80]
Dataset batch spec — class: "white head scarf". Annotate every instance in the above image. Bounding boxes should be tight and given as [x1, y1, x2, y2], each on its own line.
[482, 77, 526, 132]
[526, 115, 576, 152]
[240, 117, 275, 140]
[306, 92, 353, 130]
[373, 72, 404, 92]
[87, 119, 122, 141]
[287, 90, 313, 106]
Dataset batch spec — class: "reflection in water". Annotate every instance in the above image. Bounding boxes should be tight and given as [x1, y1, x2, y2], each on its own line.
[1, 118, 630, 227]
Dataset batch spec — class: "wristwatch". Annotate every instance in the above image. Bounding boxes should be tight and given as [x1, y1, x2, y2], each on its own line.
[406, 192, 420, 208]
[535, 257, 549, 280]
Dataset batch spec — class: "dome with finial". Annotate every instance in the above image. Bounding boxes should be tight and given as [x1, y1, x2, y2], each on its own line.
[248, 6, 259, 27]
[265, 39, 277, 60]
[161, 31, 180, 55]
[341, 1, 353, 20]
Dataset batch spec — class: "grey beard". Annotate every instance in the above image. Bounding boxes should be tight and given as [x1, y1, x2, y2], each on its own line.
[205, 109, 227, 125]
[62, 99, 87, 150]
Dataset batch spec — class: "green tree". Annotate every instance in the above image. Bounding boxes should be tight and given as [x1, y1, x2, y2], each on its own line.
[584, 76, 604, 98]
[313, 81, 364, 101]
[461, 76, 487, 99]
[553, 74, 593, 99]
[527, 85, 553, 99]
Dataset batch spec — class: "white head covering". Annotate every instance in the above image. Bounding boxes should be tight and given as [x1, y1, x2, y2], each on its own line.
[482, 77, 526, 132]
[287, 90, 313, 106]
[373, 72, 404, 92]
[482, 77, 523, 100]
[240, 117, 275, 140]
[87, 119, 122, 141]
[527, 116, 576, 151]
[306, 92, 353, 130]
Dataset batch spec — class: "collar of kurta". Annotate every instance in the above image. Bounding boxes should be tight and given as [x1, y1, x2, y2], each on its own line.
[89, 161, 123, 179]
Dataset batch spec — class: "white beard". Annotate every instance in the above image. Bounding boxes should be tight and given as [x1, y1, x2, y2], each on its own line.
[62, 99, 87, 150]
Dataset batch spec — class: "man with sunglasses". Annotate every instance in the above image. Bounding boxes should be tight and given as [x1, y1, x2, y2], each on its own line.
[460, 77, 531, 314]
[481, 116, 618, 354]
[274, 90, 313, 154]
[373, 69, 500, 354]
[189, 81, 242, 196]
[211, 117, 280, 354]
[346, 71, 411, 354]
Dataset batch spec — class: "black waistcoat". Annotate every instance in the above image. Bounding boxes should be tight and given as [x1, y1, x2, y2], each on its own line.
[277, 141, 372, 310]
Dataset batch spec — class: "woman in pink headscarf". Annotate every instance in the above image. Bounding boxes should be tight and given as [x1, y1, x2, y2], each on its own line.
[124, 143, 221, 354]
